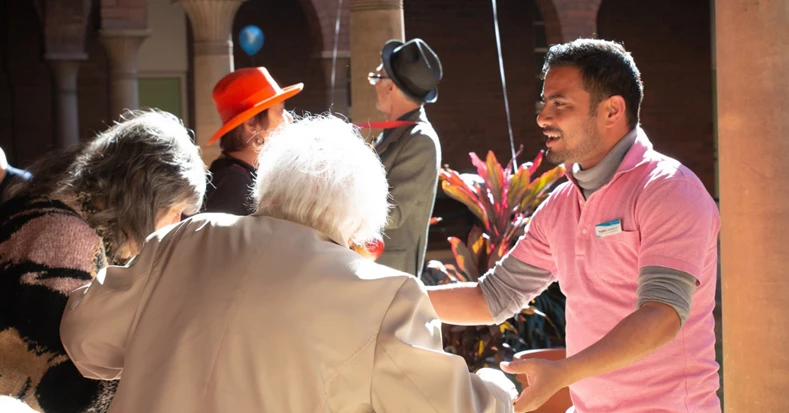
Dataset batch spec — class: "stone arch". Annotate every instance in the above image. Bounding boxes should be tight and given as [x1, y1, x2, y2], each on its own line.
[535, 0, 603, 43]
[232, 0, 328, 114]
[0, 0, 54, 164]
[534, 0, 563, 45]
[303, 0, 349, 54]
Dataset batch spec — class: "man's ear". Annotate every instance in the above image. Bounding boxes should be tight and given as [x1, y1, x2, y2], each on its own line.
[604, 95, 627, 127]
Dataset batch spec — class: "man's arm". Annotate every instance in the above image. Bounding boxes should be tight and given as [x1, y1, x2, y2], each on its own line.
[427, 252, 554, 326]
[384, 131, 438, 230]
[427, 283, 493, 326]
[502, 302, 679, 412]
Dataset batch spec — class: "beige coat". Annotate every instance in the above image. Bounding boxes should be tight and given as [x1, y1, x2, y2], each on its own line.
[60, 214, 513, 413]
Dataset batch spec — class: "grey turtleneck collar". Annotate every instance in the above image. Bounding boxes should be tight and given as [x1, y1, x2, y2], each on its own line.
[572, 128, 638, 199]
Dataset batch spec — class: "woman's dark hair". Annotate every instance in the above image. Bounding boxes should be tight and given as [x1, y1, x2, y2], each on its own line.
[219, 110, 269, 152]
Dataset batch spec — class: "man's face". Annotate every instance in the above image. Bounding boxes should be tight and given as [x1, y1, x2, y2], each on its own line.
[537, 66, 603, 167]
[370, 63, 393, 114]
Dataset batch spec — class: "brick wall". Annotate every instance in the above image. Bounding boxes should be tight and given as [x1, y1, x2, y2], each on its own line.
[307, 0, 350, 53]
[100, 0, 147, 31]
[403, 0, 542, 249]
[404, 0, 542, 174]
[598, 0, 715, 195]
[232, 0, 328, 116]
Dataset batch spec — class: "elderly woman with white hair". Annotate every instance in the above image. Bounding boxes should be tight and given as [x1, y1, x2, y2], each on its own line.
[59, 115, 518, 412]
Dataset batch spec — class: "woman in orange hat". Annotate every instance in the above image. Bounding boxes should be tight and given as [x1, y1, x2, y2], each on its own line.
[204, 67, 303, 215]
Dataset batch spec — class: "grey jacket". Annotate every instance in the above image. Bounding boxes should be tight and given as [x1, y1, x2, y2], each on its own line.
[375, 107, 441, 277]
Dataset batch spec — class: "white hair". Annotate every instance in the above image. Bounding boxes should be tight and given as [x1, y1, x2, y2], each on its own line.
[0, 396, 37, 413]
[252, 114, 390, 246]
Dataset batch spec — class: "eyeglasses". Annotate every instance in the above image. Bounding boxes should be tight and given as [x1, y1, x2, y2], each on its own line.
[367, 72, 390, 85]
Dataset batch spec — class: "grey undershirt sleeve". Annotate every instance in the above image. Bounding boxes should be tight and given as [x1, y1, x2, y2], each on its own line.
[637, 266, 698, 327]
[478, 253, 554, 325]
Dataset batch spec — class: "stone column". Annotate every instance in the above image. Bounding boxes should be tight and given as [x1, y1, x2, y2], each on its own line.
[100, 29, 149, 120]
[178, 0, 244, 163]
[717, 0, 789, 410]
[47, 54, 86, 148]
[349, 0, 403, 138]
[320, 51, 351, 116]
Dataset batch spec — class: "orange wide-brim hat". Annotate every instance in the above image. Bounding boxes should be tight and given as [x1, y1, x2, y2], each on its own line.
[208, 67, 303, 145]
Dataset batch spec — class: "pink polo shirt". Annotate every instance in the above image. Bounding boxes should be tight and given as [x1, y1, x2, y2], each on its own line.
[511, 129, 721, 412]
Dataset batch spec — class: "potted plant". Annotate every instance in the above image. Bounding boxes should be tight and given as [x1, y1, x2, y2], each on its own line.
[423, 149, 567, 370]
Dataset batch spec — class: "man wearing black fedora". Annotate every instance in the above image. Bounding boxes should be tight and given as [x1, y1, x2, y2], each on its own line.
[368, 38, 442, 277]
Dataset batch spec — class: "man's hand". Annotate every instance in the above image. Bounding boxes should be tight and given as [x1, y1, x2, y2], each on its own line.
[500, 358, 570, 412]
[500, 302, 681, 412]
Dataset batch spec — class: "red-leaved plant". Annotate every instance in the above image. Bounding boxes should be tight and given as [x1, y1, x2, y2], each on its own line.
[423, 149, 567, 370]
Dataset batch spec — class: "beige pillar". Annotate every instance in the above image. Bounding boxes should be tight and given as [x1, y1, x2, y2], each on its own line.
[717, 1, 789, 411]
[100, 29, 149, 120]
[349, 0, 403, 139]
[47, 54, 86, 148]
[321, 51, 351, 116]
[178, 0, 244, 163]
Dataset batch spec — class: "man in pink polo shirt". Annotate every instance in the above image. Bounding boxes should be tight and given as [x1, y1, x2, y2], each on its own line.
[428, 39, 721, 412]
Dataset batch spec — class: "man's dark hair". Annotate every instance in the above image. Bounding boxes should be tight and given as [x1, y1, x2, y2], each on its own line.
[541, 39, 643, 130]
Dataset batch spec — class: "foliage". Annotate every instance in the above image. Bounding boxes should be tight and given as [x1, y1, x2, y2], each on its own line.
[423, 149, 567, 370]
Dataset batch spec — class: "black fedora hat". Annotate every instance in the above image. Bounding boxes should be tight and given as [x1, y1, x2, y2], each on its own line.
[381, 38, 442, 104]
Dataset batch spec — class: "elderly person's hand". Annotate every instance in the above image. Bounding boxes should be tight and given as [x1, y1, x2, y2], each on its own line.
[476, 367, 518, 401]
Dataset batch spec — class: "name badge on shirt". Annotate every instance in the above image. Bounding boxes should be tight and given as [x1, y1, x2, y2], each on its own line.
[595, 219, 622, 238]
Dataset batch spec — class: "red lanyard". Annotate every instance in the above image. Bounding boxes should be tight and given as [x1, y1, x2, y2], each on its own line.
[354, 120, 419, 129]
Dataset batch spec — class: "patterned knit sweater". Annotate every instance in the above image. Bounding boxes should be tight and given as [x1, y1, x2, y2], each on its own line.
[0, 197, 116, 412]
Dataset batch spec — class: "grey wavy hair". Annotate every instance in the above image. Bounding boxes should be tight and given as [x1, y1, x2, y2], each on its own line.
[13, 110, 206, 260]
[252, 114, 390, 246]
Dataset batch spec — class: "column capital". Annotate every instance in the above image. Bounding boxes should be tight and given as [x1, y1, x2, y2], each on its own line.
[350, 0, 403, 12]
[177, 0, 245, 42]
[100, 29, 150, 75]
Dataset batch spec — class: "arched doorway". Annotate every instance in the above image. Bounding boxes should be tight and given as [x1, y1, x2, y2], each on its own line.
[0, 0, 54, 165]
[232, 0, 327, 116]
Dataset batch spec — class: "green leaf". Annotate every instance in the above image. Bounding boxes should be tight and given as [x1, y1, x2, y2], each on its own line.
[518, 165, 566, 213]
[448, 237, 480, 281]
[528, 150, 545, 175]
[440, 169, 488, 223]
[467, 226, 485, 257]
[506, 163, 532, 212]
[485, 151, 505, 206]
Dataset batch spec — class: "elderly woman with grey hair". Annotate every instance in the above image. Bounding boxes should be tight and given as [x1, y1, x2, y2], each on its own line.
[59, 115, 518, 413]
[0, 110, 206, 412]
